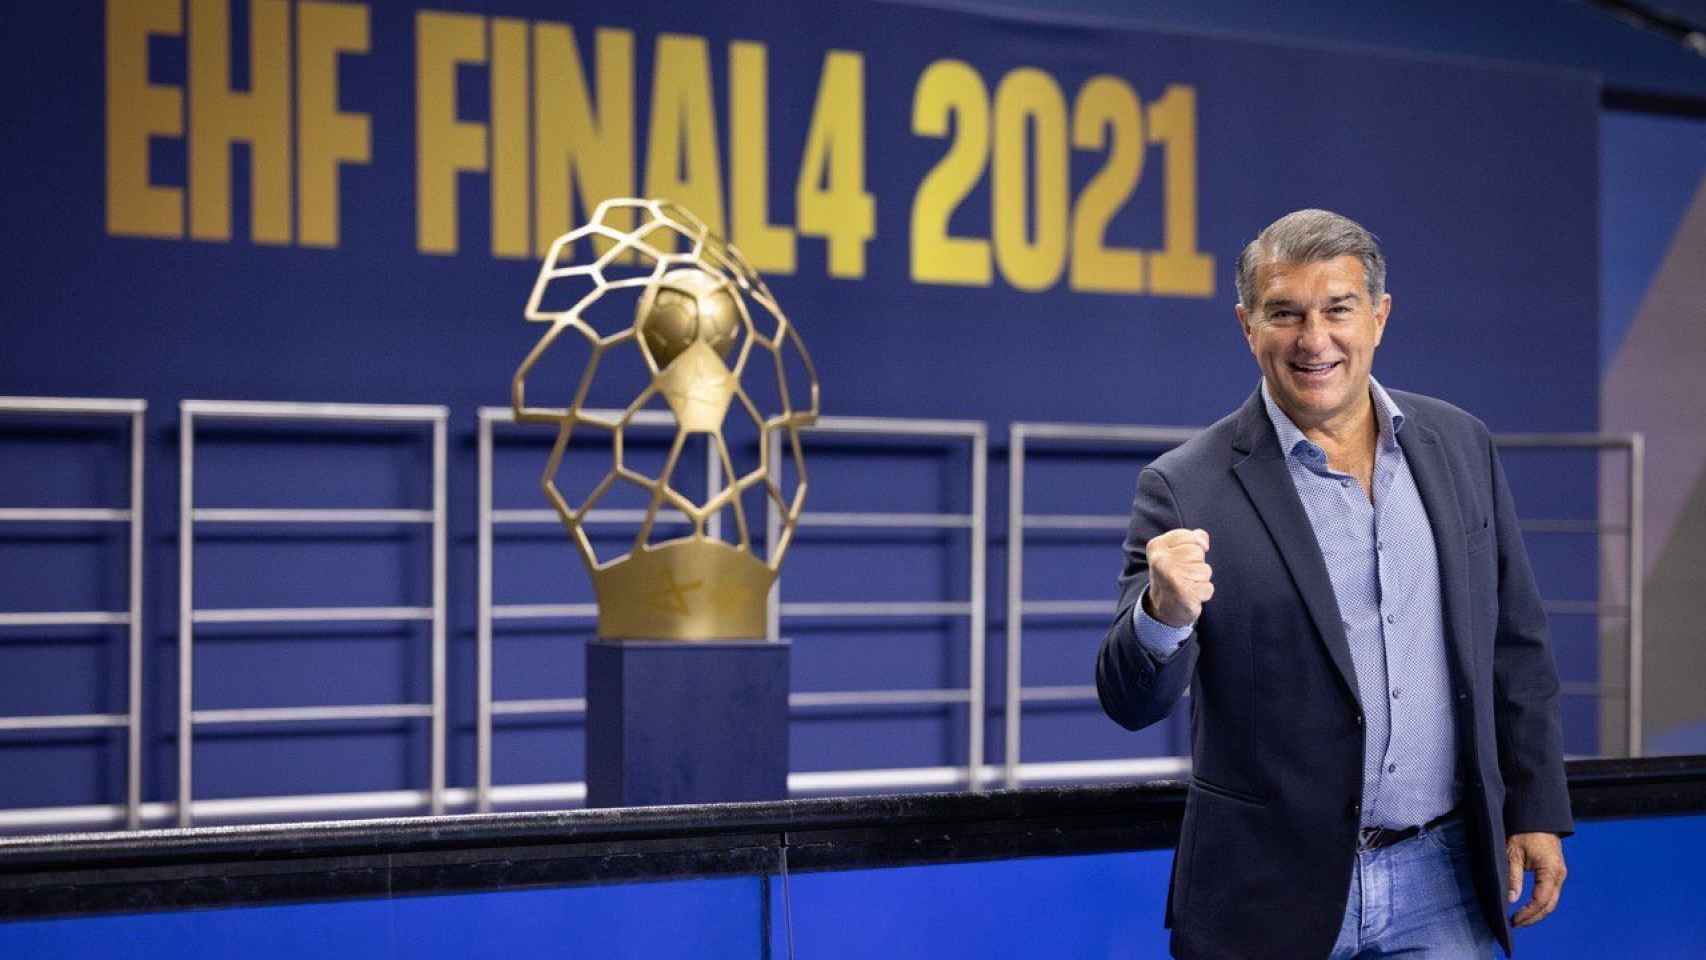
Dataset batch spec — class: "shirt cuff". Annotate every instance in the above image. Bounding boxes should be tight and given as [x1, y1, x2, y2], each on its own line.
[1133, 588, 1194, 662]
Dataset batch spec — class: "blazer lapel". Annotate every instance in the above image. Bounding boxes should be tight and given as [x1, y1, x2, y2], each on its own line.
[1396, 412, 1476, 690]
[1228, 390, 1363, 711]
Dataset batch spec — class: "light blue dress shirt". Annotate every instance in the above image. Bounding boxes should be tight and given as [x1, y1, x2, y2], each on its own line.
[1135, 378, 1461, 829]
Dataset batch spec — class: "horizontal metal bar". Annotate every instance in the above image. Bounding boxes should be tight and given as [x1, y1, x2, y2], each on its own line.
[192, 606, 434, 624]
[790, 689, 972, 708]
[192, 508, 434, 524]
[787, 765, 978, 792]
[490, 509, 561, 524]
[804, 415, 985, 439]
[480, 406, 673, 428]
[0, 396, 145, 416]
[182, 400, 446, 422]
[0, 611, 129, 627]
[491, 697, 587, 716]
[1014, 757, 1191, 782]
[779, 601, 973, 618]
[1018, 684, 1098, 703]
[0, 713, 129, 732]
[0, 790, 481, 830]
[491, 603, 599, 620]
[192, 704, 434, 725]
[1014, 422, 1200, 445]
[0, 508, 130, 523]
[1493, 433, 1638, 450]
[1543, 601, 1630, 617]
[485, 782, 586, 805]
[788, 757, 1193, 793]
[1019, 600, 1109, 617]
[1016, 684, 1188, 704]
[798, 512, 974, 529]
[491, 508, 692, 526]
[0, 755, 1202, 830]
[190, 788, 450, 818]
[1022, 514, 1128, 531]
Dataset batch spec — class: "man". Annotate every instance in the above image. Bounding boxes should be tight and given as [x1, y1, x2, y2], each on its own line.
[1096, 210, 1572, 959]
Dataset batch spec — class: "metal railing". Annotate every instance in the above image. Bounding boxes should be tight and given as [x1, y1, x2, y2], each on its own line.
[1004, 421, 1646, 786]
[474, 406, 719, 813]
[1005, 422, 1199, 788]
[0, 397, 147, 829]
[0, 400, 1644, 831]
[768, 416, 989, 793]
[177, 400, 448, 826]
[1495, 433, 1645, 756]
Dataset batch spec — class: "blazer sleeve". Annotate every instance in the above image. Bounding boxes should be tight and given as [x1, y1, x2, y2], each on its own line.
[1097, 465, 1199, 731]
[1487, 433, 1575, 837]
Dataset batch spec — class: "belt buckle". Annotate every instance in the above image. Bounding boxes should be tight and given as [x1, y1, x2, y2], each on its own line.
[1357, 826, 1389, 852]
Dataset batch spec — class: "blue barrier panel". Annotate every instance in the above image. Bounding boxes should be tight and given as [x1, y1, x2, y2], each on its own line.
[2, 814, 1700, 957]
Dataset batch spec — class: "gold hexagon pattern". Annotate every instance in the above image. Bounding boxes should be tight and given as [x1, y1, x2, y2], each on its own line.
[512, 198, 820, 640]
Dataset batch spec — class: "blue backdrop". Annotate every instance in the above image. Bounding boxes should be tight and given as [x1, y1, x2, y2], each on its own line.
[0, 1, 1600, 816]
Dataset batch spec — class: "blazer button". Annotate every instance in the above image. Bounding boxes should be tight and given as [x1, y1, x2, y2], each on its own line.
[1457, 692, 1468, 701]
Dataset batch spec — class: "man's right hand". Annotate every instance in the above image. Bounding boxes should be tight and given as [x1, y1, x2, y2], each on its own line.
[1144, 529, 1213, 628]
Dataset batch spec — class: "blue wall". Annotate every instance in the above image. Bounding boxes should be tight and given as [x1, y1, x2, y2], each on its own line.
[0, 0, 1602, 818]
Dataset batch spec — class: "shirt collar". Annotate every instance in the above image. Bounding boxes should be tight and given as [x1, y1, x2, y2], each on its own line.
[1259, 376, 1405, 462]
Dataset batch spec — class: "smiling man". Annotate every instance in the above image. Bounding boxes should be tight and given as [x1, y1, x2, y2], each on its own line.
[1097, 209, 1572, 959]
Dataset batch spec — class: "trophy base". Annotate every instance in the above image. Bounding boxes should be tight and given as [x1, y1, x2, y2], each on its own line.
[585, 637, 790, 808]
[591, 541, 774, 641]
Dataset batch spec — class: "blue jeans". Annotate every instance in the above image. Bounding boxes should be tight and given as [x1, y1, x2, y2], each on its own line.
[1327, 816, 1498, 959]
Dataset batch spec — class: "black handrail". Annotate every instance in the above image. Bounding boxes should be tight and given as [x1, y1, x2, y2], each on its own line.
[2, 756, 1702, 921]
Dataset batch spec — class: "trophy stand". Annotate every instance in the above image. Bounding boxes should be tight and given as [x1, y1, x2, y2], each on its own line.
[508, 199, 820, 811]
[586, 638, 789, 807]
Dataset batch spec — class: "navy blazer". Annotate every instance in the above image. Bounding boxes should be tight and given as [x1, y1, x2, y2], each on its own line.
[1097, 387, 1573, 959]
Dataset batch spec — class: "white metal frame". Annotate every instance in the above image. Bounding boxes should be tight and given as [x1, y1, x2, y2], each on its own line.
[474, 406, 719, 812]
[1495, 433, 1645, 756]
[177, 400, 448, 826]
[0, 397, 147, 830]
[1004, 422, 1647, 788]
[1005, 423, 1199, 789]
[768, 416, 990, 794]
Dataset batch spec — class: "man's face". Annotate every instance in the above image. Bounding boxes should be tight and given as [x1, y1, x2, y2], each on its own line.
[1236, 255, 1390, 434]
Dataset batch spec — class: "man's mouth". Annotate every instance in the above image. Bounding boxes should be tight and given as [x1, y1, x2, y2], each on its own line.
[1288, 360, 1341, 381]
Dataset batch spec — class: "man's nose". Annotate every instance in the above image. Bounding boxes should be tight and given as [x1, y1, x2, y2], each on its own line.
[1297, 313, 1331, 352]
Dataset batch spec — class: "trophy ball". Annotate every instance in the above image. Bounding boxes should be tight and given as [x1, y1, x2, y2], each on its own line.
[637, 268, 741, 369]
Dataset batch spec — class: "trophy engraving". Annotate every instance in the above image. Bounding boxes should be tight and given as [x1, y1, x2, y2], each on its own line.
[512, 199, 818, 640]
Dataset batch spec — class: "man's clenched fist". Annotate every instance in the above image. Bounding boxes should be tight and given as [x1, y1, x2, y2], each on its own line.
[1144, 528, 1214, 628]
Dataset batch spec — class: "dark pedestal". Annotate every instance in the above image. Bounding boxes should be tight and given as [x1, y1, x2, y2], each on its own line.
[585, 638, 790, 808]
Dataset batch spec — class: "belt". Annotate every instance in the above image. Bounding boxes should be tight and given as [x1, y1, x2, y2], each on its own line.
[1358, 808, 1460, 852]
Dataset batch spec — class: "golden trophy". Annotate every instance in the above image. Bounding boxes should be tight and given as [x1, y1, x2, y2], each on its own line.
[512, 198, 819, 641]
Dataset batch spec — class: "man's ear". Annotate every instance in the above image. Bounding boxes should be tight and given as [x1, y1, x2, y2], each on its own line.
[1373, 293, 1391, 346]
[1236, 304, 1255, 348]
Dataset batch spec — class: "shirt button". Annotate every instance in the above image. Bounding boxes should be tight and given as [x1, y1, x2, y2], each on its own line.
[1340, 478, 1352, 488]
[1388, 762, 1398, 773]
[1392, 689, 1402, 700]
[1385, 613, 1397, 625]
[1376, 540, 1385, 551]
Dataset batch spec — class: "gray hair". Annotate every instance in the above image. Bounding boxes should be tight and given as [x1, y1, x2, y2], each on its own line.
[1234, 209, 1386, 309]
